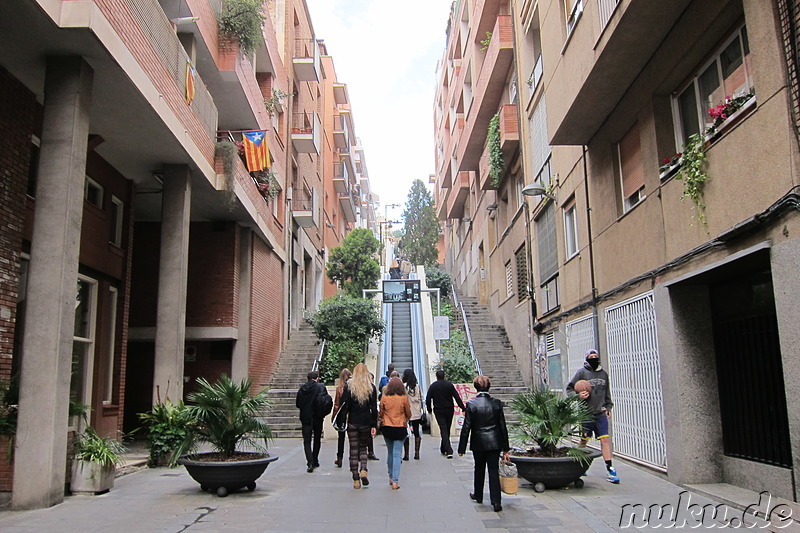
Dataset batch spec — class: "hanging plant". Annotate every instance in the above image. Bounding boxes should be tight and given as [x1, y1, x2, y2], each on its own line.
[675, 133, 708, 226]
[480, 31, 492, 51]
[255, 170, 280, 200]
[215, 140, 238, 209]
[218, 0, 266, 57]
[488, 112, 503, 188]
[264, 89, 289, 117]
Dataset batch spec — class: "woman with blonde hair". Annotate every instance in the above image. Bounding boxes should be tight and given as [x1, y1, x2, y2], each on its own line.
[379, 376, 411, 490]
[336, 362, 378, 489]
[332, 367, 352, 468]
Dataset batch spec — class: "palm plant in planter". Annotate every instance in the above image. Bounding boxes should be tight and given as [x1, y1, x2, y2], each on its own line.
[176, 375, 278, 497]
[71, 427, 127, 494]
[508, 386, 600, 492]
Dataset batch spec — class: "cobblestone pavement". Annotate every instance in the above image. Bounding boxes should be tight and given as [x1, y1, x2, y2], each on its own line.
[0, 438, 752, 532]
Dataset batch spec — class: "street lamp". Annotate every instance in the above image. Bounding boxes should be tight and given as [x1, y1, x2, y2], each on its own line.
[521, 183, 555, 385]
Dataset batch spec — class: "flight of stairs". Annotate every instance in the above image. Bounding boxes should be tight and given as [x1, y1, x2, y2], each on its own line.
[263, 324, 321, 439]
[456, 296, 528, 421]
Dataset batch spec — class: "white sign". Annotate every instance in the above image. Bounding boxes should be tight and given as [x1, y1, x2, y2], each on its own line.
[433, 316, 450, 340]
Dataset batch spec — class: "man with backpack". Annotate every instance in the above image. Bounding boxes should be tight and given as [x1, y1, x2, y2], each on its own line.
[296, 370, 332, 473]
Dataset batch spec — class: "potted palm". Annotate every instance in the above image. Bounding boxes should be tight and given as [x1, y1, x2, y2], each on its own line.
[176, 375, 278, 497]
[508, 385, 601, 492]
[71, 427, 127, 494]
[138, 399, 194, 467]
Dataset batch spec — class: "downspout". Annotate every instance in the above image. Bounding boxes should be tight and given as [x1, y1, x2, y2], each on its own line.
[583, 145, 601, 348]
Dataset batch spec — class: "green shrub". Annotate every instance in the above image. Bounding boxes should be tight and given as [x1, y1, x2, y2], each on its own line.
[309, 294, 385, 344]
[425, 266, 451, 299]
[74, 427, 127, 468]
[218, 0, 266, 56]
[138, 400, 195, 467]
[319, 339, 364, 385]
[433, 329, 476, 384]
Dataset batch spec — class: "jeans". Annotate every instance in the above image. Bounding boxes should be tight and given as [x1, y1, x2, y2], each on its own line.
[301, 418, 323, 467]
[472, 449, 502, 505]
[383, 435, 404, 483]
[434, 411, 454, 454]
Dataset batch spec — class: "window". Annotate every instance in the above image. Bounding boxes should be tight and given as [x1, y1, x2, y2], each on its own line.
[72, 276, 97, 428]
[110, 196, 124, 246]
[565, 0, 584, 35]
[515, 246, 529, 303]
[618, 123, 645, 212]
[505, 261, 514, 298]
[84, 177, 104, 208]
[674, 26, 754, 145]
[564, 200, 578, 258]
[536, 203, 560, 313]
[103, 287, 118, 404]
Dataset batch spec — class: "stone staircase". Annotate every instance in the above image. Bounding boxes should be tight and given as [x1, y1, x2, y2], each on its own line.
[457, 296, 528, 420]
[263, 324, 322, 439]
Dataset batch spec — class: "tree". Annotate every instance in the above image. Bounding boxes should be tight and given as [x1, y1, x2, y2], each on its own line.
[326, 228, 381, 298]
[400, 179, 440, 267]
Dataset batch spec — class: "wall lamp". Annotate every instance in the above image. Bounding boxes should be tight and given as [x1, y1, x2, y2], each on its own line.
[521, 183, 556, 201]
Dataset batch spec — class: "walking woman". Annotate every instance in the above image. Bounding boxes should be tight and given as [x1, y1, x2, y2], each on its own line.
[337, 362, 378, 489]
[332, 367, 352, 468]
[379, 376, 411, 490]
[457, 375, 510, 512]
[402, 368, 424, 460]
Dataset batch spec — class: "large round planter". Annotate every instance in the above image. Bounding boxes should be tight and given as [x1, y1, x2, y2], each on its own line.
[178, 452, 279, 497]
[510, 448, 601, 492]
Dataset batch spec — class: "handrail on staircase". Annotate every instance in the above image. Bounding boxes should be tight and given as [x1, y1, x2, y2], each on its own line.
[311, 339, 327, 374]
[458, 301, 482, 376]
[451, 282, 459, 308]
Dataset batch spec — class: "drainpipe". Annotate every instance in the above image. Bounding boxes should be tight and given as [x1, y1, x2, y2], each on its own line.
[583, 145, 600, 347]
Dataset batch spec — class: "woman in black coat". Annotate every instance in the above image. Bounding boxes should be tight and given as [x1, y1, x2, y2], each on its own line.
[457, 375, 510, 512]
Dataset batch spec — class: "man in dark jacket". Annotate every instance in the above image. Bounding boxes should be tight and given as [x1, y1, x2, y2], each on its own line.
[458, 375, 510, 512]
[296, 371, 327, 473]
[566, 349, 619, 483]
[425, 369, 466, 458]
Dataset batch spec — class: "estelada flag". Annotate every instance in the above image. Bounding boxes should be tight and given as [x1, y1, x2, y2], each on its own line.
[242, 130, 270, 172]
[185, 60, 195, 105]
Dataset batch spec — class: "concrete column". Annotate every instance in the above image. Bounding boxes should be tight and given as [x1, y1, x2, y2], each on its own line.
[152, 165, 191, 404]
[231, 228, 252, 382]
[654, 283, 723, 486]
[771, 238, 800, 502]
[12, 57, 93, 510]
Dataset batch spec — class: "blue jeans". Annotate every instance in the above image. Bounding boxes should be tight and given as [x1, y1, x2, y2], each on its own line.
[383, 435, 404, 483]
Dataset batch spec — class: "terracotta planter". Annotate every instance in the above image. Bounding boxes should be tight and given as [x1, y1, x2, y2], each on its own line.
[70, 459, 115, 494]
[178, 452, 279, 497]
[509, 447, 601, 492]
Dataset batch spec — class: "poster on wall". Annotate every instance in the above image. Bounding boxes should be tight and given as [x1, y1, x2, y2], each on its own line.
[382, 279, 421, 303]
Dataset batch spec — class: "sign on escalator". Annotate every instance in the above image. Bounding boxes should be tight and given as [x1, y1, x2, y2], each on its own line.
[382, 279, 421, 303]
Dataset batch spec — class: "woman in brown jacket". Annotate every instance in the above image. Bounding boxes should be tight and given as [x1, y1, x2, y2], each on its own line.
[332, 367, 352, 468]
[379, 376, 412, 490]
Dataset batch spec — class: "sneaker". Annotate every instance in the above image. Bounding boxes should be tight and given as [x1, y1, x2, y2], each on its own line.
[606, 467, 620, 484]
[446, 453, 453, 459]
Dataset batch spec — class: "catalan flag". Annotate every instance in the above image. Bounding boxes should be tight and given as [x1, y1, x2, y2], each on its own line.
[242, 130, 270, 172]
[185, 60, 195, 105]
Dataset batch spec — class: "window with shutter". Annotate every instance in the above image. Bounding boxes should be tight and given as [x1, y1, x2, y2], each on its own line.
[515, 246, 528, 303]
[618, 123, 645, 211]
[536, 203, 557, 281]
[563, 200, 578, 258]
[505, 261, 514, 298]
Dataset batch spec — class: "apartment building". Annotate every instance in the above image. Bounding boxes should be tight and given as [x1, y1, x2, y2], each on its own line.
[0, 0, 372, 509]
[438, 0, 800, 501]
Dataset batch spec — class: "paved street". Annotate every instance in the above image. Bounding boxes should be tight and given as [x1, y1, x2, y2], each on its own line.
[0, 437, 762, 532]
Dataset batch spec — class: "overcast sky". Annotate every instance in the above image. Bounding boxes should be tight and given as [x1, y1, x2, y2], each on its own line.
[305, 0, 453, 222]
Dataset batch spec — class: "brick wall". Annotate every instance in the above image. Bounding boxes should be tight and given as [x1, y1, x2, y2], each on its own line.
[248, 235, 284, 391]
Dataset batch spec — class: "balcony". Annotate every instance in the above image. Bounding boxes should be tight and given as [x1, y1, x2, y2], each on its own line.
[333, 83, 349, 105]
[550, 0, 693, 144]
[339, 192, 357, 222]
[499, 104, 519, 155]
[293, 38, 321, 82]
[456, 15, 514, 169]
[338, 146, 354, 176]
[290, 187, 318, 228]
[291, 111, 321, 153]
[333, 114, 349, 149]
[447, 171, 472, 219]
[333, 162, 350, 193]
[437, 186, 451, 221]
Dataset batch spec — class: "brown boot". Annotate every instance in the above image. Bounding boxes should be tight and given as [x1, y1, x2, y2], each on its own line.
[403, 438, 409, 461]
[414, 435, 421, 460]
[334, 455, 342, 468]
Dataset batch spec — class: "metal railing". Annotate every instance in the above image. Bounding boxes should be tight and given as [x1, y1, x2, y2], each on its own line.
[311, 339, 327, 373]
[598, 0, 620, 31]
[451, 286, 481, 376]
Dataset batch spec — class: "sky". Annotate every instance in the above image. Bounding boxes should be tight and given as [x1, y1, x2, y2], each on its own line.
[304, 0, 453, 223]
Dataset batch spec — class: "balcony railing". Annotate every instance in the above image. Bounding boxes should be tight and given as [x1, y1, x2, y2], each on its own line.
[293, 38, 320, 82]
[528, 55, 543, 99]
[291, 111, 321, 153]
[598, 0, 620, 31]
